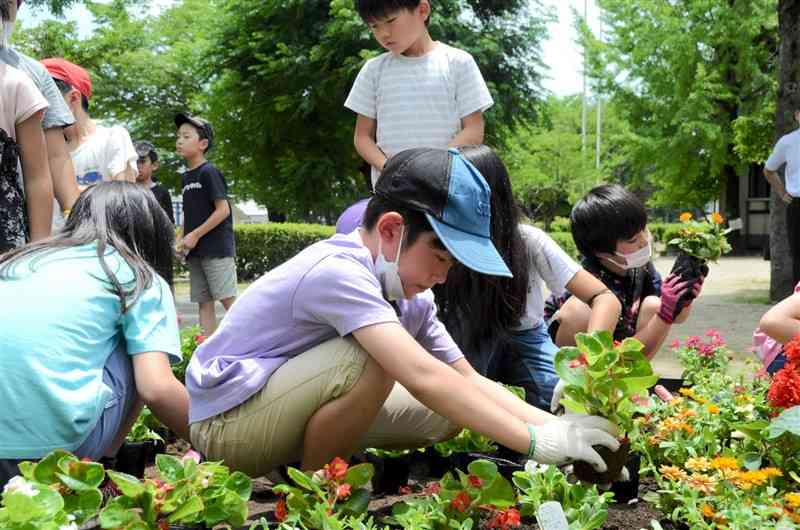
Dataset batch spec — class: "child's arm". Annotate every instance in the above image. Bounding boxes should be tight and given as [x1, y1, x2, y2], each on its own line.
[564, 270, 622, 333]
[760, 292, 800, 344]
[450, 111, 485, 147]
[44, 128, 80, 213]
[181, 198, 230, 251]
[131, 351, 190, 440]
[17, 111, 54, 241]
[353, 114, 387, 173]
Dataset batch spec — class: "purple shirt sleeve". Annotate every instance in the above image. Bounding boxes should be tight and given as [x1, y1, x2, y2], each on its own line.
[407, 291, 464, 364]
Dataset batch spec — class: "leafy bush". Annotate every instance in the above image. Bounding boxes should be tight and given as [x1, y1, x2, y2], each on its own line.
[549, 216, 571, 233]
[549, 232, 578, 260]
[174, 325, 206, 384]
[235, 223, 335, 281]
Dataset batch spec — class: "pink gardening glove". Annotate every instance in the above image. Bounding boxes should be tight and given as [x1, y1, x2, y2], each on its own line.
[658, 273, 691, 324]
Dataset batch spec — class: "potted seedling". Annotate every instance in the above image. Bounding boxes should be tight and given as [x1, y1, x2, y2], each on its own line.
[116, 406, 166, 478]
[554, 331, 658, 484]
[668, 212, 731, 306]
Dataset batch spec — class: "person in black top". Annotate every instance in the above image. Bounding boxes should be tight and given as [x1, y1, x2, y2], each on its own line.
[175, 113, 236, 335]
[134, 140, 175, 289]
[544, 185, 703, 359]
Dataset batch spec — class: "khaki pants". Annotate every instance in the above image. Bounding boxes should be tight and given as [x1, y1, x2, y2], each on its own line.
[190, 337, 459, 477]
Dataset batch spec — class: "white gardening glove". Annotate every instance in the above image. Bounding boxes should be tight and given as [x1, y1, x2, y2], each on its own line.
[550, 379, 567, 414]
[530, 415, 620, 472]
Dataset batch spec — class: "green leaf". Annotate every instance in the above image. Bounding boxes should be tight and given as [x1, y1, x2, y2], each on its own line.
[225, 471, 253, 500]
[167, 495, 204, 523]
[156, 454, 185, 482]
[768, 406, 800, 439]
[99, 501, 140, 527]
[338, 488, 371, 516]
[344, 463, 374, 488]
[742, 453, 762, 471]
[107, 470, 145, 498]
[466, 459, 498, 483]
[287, 467, 316, 491]
[32, 449, 71, 485]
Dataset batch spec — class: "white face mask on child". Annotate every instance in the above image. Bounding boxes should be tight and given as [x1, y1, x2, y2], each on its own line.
[607, 238, 652, 270]
[375, 225, 406, 301]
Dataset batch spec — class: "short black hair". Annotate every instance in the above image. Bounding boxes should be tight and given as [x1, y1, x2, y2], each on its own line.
[355, 0, 431, 25]
[52, 77, 90, 113]
[362, 194, 443, 249]
[570, 184, 648, 259]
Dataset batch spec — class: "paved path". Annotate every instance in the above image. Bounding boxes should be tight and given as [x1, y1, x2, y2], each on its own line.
[175, 255, 774, 377]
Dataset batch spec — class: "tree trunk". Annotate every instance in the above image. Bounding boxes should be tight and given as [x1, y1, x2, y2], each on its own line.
[770, 0, 800, 301]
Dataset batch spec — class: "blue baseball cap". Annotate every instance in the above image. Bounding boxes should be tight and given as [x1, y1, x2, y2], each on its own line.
[374, 147, 512, 277]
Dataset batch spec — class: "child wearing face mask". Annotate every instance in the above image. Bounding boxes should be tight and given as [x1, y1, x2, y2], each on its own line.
[545, 184, 703, 365]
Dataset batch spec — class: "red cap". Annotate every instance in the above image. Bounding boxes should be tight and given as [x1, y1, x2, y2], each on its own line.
[41, 58, 92, 100]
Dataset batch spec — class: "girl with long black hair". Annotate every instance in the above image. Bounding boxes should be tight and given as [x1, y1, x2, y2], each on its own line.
[0, 181, 189, 488]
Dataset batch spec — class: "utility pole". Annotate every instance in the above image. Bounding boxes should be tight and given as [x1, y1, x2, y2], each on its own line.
[581, 0, 588, 154]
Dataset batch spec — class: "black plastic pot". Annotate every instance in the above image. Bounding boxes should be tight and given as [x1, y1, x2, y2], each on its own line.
[573, 440, 630, 485]
[114, 440, 164, 478]
[610, 453, 641, 503]
[670, 252, 709, 312]
[655, 377, 685, 394]
[367, 453, 411, 495]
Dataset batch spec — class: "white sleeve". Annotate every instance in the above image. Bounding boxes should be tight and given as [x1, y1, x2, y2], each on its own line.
[523, 225, 580, 296]
[105, 126, 139, 179]
[765, 136, 787, 172]
[454, 52, 493, 117]
[344, 59, 378, 119]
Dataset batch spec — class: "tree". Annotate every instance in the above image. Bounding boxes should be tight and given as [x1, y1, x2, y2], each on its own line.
[585, 0, 777, 214]
[207, 0, 553, 220]
[768, 0, 800, 300]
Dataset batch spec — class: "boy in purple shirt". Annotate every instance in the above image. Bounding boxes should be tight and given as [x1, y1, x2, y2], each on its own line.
[187, 148, 619, 474]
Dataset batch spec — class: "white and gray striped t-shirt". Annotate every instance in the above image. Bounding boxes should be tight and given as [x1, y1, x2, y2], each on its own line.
[344, 43, 493, 187]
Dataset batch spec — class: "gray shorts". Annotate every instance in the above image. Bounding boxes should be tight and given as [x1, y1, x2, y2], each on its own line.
[0, 344, 137, 488]
[188, 256, 238, 303]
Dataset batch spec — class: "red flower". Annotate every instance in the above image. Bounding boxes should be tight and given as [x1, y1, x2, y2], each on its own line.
[159, 521, 169, 530]
[768, 364, 800, 409]
[423, 482, 441, 496]
[785, 336, 800, 364]
[335, 483, 352, 499]
[468, 474, 482, 488]
[195, 334, 207, 345]
[487, 508, 522, 529]
[275, 499, 288, 522]
[398, 485, 412, 495]
[323, 457, 349, 482]
[670, 339, 681, 349]
[451, 490, 471, 512]
[569, 353, 588, 368]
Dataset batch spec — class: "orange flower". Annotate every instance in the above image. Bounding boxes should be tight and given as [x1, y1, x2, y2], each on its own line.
[323, 457, 349, 482]
[701, 503, 715, 519]
[706, 404, 720, 414]
[686, 457, 711, 472]
[710, 457, 738, 471]
[451, 490, 471, 512]
[688, 473, 717, 494]
[275, 499, 288, 522]
[680, 212, 693, 222]
[785, 492, 800, 510]
[711, 212, 724, 224]
[659, 465, 688, 481]
[336, 483, 352, 499]
[762, 467, 783, 479]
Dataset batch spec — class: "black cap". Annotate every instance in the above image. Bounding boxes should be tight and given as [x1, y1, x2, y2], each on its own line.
[374, 148, 511, 277]
[175, 112, 214, 152]
[134, 140, 158, 161]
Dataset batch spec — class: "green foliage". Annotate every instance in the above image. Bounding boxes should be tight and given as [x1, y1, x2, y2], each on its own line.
[101, 454, 251, 528]
[554, 331, 658, 433]
[432, 429, 497, 458]
[174, 325, 206, 384]
[235, 222, 335, 281]
[126, 406, 165, 443]
[586, 0, 778, 210]
[0, 449, 104, 528]
[386, 459, 518, 530]
[512, 462, 612, 529]
[667, 214, 732, 262]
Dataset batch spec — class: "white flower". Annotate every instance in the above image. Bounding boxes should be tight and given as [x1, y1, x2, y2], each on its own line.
[58, 523, 78, 530]
[2, 476, 38, 497]
[524, 460, 550, 475]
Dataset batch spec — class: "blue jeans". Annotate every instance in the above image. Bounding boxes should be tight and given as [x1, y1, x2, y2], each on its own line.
[504, 322, 560, 410]
[0, 344, 137, 489]
[767, 352, 787, 375]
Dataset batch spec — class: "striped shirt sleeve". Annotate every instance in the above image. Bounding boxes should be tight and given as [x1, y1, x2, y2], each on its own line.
[455, 53, 493, 118]
[344, 58, 378, 119]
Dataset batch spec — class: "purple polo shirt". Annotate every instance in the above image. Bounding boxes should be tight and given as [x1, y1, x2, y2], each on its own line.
[186, 230, 464, 423]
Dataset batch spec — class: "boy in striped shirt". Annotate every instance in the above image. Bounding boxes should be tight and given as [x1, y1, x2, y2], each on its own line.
[345, 0, 493, 188]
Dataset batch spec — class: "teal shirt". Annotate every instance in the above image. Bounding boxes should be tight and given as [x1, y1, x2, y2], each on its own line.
[0, 244, 180, 458]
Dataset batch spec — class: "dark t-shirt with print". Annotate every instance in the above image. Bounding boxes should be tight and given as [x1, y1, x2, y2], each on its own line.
[545, 259, 662, 342]
[181, 161, 235, 258]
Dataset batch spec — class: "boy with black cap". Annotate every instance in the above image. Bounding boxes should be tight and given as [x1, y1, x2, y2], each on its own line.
[186, 147, 619, 476]
[175, 112, 236, 335]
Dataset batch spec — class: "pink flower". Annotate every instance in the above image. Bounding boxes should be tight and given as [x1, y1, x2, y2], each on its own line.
[686, 336, 702, 348]
[335, 483, 352, 499]
[569, 353, 588, 368]
[182, 449, 202, 464]
[670, 339, 681, 349]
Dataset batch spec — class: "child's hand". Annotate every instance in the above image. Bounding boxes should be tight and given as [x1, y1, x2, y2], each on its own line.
[181, 232, 199, 251]
[658, 273, 690, 324]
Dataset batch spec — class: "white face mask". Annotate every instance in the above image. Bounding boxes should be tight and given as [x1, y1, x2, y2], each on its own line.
[607, 237, 652, 270]
[375, 225, 406, 301]
[1, 21, 14, 49]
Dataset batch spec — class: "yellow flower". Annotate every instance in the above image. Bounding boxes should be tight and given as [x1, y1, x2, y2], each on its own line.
[711, 212, 724, 225]
[659, 465, 688, 481]
[785, 493, 800, 510]
[688, 473, 717, 494]
[710, 457, 738, 471]
[680, 212, 693, 222]
[719, 468, 741, 481]
[707, 404, 720, 414]
[679, 387, 694, 397]
[701, 503, 715, 519]
[762, 467, 783, 479]
[686, 457, 712, 472]
[733, 470, 769, 490]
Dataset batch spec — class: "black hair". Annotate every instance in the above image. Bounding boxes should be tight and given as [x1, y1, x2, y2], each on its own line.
[362, 194, 442, 249]
[1, 0, 10, 21]
[0, 181, 174, 312]
[570, 184, 648, 260]
[355, 0, 431, 25]
[432, 145, 529, 358]
[52, 77, 90, 113]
